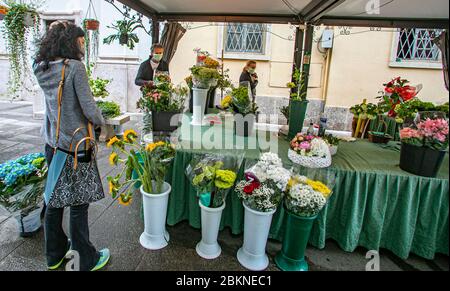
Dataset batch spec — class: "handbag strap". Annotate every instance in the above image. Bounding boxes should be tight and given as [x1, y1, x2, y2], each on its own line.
[54, 59, 94, 155]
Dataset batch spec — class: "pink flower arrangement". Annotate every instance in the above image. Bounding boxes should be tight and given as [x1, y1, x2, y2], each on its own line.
[400, 118, 449, 150]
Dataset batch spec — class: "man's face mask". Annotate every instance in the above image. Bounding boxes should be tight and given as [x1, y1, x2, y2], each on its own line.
[153, 54, 163, 62]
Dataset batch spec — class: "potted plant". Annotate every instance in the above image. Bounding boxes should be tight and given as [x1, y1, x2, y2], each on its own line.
[103, 19, 142, 50]
[275, 174, 333, 271]
[287, 68, 309, 140]
[229, 85, 259, 137]
[1, 1, 40, 96]
[235, 153, 290, 271]
[0, 153, 47, 237]
[189, 49, 221, 126]
[399, 116, 448, 177]
[107, 131, 175, 250]
[137, 78, 186, 133]
[368, 115, 393, 144]
[350, 100, 379, 138]
[323, 134, 340, 156]
[376, 77, 419, 118]
[288, 133, 332, 168]
[186, 155, 240, 259]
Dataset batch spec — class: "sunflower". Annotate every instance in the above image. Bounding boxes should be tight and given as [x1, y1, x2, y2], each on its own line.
[118, 194, 132, 206]
[109, 152, 119, 166]
[123, 129, 138, 143]
[107, 136, 121, 148]
[145, 141, 166, 152]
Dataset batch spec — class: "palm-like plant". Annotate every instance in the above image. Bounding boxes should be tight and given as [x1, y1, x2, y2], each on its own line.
[103, 19, 142, 50]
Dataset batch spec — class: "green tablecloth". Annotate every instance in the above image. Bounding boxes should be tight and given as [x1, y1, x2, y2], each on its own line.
[166, 117, 449, 260]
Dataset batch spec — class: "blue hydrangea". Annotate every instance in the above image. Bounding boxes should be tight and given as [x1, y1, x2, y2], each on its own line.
[0, 153, 45, 187]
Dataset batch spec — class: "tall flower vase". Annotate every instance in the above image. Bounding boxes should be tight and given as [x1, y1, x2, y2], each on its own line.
[237, 203, 276, 271]
[139, 182, 171, 250]
[191, 88, 209, 126]
[288, 100, 309, 140]
[275, 211, 317, 271]
[196, 201, 226, 259]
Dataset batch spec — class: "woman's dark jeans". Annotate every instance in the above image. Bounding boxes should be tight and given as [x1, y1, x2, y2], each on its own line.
[44, 144, 100, 271]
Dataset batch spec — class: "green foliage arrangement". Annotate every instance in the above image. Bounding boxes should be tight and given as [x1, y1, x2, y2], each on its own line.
[96, 101, 121, 119]
[230, 86, 258, 115]
[103, 19, 141, 50]
[1, 0, 41, 96]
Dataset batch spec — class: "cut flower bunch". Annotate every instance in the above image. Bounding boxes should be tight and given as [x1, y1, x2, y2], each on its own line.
[107, 130, 175, 206]
[186, 155, 240, 208]
[0, 153, 47, 213]
[235, 153, 291, 212]
[285, 175, 333, 218]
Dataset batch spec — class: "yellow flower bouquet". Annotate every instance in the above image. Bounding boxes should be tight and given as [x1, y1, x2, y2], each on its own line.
[107, 129, 175, 206]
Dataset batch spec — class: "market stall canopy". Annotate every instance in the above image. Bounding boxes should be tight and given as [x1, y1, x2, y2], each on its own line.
[115, 0, 449, 28]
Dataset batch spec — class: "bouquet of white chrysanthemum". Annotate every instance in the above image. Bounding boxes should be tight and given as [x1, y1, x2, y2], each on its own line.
[284, 175, 333, 218]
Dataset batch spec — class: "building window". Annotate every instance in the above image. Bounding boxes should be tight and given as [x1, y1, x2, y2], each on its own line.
[391, 28, 443, 69]
[225, 23, 266, 54]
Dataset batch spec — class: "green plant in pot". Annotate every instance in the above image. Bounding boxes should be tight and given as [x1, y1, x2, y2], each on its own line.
[1, 1, 41, 96]
[287, 68, 309, 140]
[229, 86, 258, 137]
[103, 19, 141, 50]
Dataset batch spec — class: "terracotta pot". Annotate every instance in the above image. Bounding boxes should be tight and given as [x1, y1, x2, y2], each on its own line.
[84, 19, 100, 31]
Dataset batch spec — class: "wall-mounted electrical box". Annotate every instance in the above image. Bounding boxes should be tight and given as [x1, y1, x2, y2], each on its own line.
[321, 29, 334, 49]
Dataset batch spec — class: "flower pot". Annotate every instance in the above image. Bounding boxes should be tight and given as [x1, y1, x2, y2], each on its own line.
[207, 87, 217, 109]
[234, 114, 256, 137]
[84, 19, 100, 31]
[275, 210, 317, 271]
[196, 201, 226, 259]
[191, 88, 209, 126]
[368, 131, 393, 144]
[14, 207, 42, 238]
[400, 143, 446, 178]
[139, 182, 171, 250]
[119, 34, 128, 45]
[237, 202, 276, 271]
[288, 100, 309, 140]
[151, 111, 180, 133]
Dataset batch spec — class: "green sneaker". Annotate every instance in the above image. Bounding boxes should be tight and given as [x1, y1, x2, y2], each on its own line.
[47, 240, 71, 270]
[91, 249, 110, 271]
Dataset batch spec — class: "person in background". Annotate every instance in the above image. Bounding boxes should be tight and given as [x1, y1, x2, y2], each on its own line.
[135, 43, 169, 87]
[34, 22, 110, 272]
[239, 60, 258, 102]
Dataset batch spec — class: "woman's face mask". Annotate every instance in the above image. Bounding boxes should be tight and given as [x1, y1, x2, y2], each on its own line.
[153, 54, 163, 62]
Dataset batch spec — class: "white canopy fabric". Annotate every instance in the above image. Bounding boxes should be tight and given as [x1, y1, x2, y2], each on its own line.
[117, 0, 449, 28]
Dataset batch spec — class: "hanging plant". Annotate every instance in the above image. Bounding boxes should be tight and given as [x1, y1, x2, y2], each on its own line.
[103, 19, 141, 50]
[1, 1, 41, 96]
[83, 0, 100, 71]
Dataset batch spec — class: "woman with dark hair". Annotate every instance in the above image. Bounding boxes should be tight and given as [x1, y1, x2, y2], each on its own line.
[34, 22, 110, 271]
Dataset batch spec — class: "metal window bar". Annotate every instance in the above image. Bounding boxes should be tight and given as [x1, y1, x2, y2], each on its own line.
[396, 28, 442, 61]
[225, 23, 265, 54]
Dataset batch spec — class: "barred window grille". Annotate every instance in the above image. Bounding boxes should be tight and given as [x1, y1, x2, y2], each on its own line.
[396, 28, 442, 62]
[225, 23, 266, 54]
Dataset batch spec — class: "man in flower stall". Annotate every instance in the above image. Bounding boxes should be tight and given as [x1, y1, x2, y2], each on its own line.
[135, 43, 170, 87]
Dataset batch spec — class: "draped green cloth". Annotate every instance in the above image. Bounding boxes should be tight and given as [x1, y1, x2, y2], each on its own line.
[166, 117, 449, 260]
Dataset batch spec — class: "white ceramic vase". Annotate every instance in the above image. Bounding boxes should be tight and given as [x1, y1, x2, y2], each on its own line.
[191, 88, 209, 126]
[196, 201, 226, 259]
[139, 182, 171, 250]
[237, 202, 276, 271]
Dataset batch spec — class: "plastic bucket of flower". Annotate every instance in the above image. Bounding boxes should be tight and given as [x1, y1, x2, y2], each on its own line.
[0, 153, 47, 237]
[275, 172, 334, 271]
[399, 115, 448, 177]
